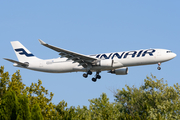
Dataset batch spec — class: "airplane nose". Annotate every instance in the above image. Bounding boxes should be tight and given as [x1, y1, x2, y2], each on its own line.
[166, 52, 177, 61]
[173, 53, 177, 58]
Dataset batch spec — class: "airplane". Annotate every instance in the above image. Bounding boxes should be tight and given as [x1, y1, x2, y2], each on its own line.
[4, 39, 177, 82]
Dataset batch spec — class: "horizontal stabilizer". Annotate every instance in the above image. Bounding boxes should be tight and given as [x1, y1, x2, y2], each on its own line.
[4, 58, 29, 67]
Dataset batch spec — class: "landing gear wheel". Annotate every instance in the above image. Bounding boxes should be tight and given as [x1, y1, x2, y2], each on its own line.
[157, 62, 161, 70]
[87, 70, 92, 75]
[157, 66, 161, 70]
[92, 78, 97, 82]
[83, 73, 88, 78]
[96, 75, 101, 79]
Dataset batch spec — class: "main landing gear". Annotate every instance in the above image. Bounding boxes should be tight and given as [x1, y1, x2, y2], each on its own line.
[92, 72, 101, 82]
[157, 62, 161, 70]
[83, 71, 101, 82]
[83, 70, 92, 78]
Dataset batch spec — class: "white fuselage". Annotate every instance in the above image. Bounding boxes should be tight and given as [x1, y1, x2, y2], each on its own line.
[21, 49, 176, 73]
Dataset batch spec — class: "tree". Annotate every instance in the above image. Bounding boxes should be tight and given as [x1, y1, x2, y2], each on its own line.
[0, 90, 18, 120]
[0, 66, 10, 98]
[31, 102, 44, 120]
[1, 65, 180, 119]
[0, 90, 31, 120]
[26, 80, 56, 119]
[89, 93, 123, 119]
[114, 74, 180, 119]
[0, 66, 55, 119]
[17, 93, 31, 120]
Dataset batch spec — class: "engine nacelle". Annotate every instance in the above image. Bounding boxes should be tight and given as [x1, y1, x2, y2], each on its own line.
[97, 59, 113, 67]
[108, 67, 128, 75]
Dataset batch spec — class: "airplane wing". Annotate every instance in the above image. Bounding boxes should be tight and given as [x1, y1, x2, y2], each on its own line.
[4, 58, 29, 67]
[38, 39, 98, 67]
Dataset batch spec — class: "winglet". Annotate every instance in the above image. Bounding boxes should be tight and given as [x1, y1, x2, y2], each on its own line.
[38, 39, 46, 45]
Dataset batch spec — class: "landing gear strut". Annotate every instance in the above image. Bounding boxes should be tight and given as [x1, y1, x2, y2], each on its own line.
[157, 62, 161, 70]
[92, 72, 101, 82]
[83, 70, 92, 78]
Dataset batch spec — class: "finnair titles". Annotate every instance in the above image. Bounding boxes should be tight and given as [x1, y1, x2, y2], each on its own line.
[4, 40, 176, 82]
[95, 49, 155, 59]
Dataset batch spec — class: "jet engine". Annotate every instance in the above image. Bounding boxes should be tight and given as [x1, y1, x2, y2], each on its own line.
[108, 67, 128, 75]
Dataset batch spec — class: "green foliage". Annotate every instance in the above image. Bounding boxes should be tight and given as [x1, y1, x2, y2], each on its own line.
[31, 102, 44, 120]
[26, 80, 55, 119]
[0, 66, 55, 120]
[1, 66, 180, 120]
[17, 93, 31, 120]
[89, 93, 122, 119]
[0, 90, 18, 120]
[0, 66, 10, 98]
[114, 74, 180, 119]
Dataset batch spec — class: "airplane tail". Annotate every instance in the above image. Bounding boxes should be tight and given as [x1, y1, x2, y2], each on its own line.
[11, 41, 41, 62]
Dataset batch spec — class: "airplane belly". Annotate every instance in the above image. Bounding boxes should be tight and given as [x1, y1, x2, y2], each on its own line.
[120, 56, 157, 67]
[29, 61, 77, 73]
[46, 62, 76, 73]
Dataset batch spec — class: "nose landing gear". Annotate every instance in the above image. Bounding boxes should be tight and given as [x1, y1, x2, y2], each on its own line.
[157, 62, 161, 70]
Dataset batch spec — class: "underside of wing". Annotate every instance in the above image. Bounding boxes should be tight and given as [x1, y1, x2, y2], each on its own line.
[4, 58, 29, 67]
[38, 39, 98, 67]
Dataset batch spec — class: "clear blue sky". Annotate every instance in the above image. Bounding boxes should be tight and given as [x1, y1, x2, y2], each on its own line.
[0, 1, 179, 107]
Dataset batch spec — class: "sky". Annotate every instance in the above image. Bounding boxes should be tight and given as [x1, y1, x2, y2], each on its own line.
[0, 1, 179, 107]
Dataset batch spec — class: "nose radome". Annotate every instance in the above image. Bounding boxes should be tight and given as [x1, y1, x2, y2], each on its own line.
[170, 53, 177, 59]
[173, 53, 177, 58]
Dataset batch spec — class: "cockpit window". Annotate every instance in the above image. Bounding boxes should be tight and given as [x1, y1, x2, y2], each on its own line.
[166, 51, 172, 53]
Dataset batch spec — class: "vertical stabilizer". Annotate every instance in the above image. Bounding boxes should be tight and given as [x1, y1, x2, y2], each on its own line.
[11, 41, 41, 62]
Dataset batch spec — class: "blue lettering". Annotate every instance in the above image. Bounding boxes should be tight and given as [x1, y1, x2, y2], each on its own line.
[96, 49, 156, 60]
[111, 52, 125, 59]
[142, 49, 155, 57]
[96, 54, 101, 58]
[124, 51, 137, 58]
[100, 53, 112, 59]
[137, 50, 143, 57]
